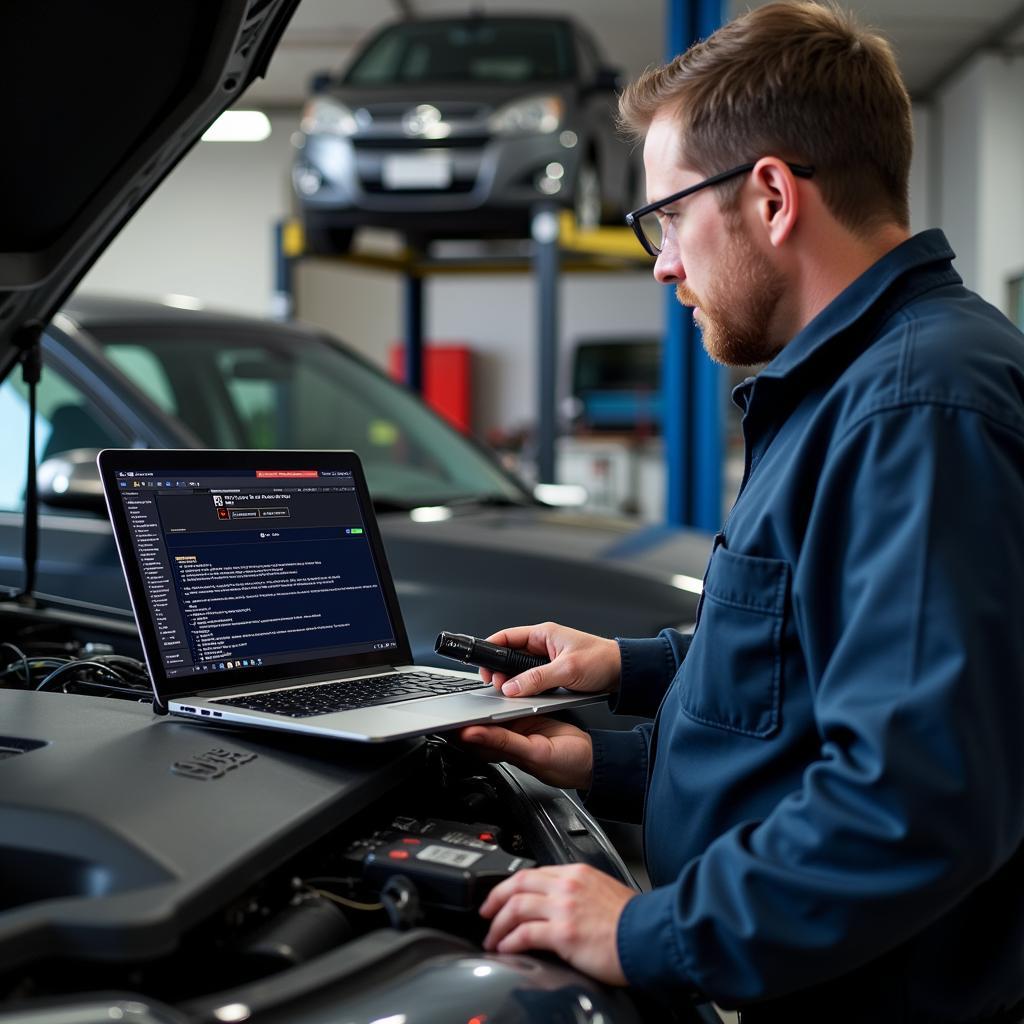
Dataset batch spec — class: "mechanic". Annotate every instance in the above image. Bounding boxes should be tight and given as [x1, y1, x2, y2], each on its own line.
[458, 3, 1024, 1021]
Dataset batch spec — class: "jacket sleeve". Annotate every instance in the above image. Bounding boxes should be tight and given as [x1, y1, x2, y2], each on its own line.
[581, 631, 691, 823]
[612, 630, 691, 717]
[616, 403, 1024, 1002]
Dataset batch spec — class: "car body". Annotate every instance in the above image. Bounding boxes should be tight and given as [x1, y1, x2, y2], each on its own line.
[0, 295, 707, 675]
[0, 4, 712, 1021]
[292, 14, 637, 252]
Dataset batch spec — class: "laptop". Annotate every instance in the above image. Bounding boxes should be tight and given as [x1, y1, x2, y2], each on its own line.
[97, 448, 602, 742]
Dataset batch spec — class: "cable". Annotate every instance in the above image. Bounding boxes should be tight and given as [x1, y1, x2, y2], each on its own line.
[0, 658, 66, 684]
[308, 888, 383, 912]
[36, 660, 129, 692]
[0, 642, 31, 689]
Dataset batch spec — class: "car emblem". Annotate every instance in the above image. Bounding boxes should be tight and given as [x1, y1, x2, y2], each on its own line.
[402, 104, 442, 137]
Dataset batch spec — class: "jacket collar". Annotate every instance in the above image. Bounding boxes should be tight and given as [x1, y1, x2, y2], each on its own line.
[755, 228, 960, 385]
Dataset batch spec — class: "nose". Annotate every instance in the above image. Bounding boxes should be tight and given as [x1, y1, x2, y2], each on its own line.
[653, 236, 683, 285]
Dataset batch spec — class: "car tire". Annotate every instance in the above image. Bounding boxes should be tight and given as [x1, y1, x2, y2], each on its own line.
[573, 157, 603, 230]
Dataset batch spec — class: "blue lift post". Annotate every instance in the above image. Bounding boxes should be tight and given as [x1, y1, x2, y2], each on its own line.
[663, 0, 724, 530]
[403, 272, 424, 394]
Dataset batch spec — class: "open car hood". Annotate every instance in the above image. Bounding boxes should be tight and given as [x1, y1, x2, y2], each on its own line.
[0, 0, 301, 384]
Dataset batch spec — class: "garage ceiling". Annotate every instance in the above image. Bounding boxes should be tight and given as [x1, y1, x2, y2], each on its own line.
[242, 0, 1024, 108]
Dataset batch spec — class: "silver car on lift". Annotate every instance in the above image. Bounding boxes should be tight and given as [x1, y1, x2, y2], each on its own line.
[292, 14, 638, 253]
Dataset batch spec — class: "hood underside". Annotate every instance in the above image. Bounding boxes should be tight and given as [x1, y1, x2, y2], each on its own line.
[0, 0, 300, 383]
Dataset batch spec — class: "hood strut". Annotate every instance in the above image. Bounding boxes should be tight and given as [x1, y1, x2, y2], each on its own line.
[13, 323, 42, 605]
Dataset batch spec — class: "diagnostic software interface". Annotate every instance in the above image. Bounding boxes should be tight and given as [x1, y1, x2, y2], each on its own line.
[113, 466, 399, 680]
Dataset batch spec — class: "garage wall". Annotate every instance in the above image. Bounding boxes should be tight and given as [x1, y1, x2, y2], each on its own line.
[933, 53, 1024, 311]
[294, 262, 663, 440]
[81, 113, 298, 317]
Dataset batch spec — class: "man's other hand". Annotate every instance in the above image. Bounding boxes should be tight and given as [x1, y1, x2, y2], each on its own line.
[479, 863, 634, 985]
[457, 715, 593, 790]
[480, 622, 621, 699]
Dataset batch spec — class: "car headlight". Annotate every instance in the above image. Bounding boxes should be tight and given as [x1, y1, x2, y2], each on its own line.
[300, 96, 358, 137]
[488, 95, 564, 136]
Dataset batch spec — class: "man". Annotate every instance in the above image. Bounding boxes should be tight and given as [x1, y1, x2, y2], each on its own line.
[459, 3, 1024, 1021]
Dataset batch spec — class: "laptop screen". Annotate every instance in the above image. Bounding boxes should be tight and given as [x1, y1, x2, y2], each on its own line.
[99, 451, 411, 704]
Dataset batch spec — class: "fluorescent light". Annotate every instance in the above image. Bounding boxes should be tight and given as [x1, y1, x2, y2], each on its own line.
[202, 110, 271, 142]
[671, 574, 704, 594]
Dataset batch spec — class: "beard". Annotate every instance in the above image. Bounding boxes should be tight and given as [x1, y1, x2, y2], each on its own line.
[676, 223, 786, 367]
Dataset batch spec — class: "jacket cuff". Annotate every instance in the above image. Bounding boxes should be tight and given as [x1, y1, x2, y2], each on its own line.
[613, 631, 689, 718]
[582, 725, 651, 824]
[618, 885, 697, 996]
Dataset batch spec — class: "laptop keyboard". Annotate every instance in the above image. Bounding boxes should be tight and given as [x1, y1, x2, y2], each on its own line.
[212, 671, 490, 718]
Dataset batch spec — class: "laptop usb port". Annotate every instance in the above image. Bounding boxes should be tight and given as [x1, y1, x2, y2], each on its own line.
[200, 709, 210, 716]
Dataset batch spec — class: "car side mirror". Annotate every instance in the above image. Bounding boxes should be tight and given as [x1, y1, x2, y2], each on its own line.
[37, 448, 108, 515]
[309, 70, 334, 94]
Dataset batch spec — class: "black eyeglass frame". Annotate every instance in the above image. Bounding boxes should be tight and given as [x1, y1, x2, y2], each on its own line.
[625, 161, 815, 257]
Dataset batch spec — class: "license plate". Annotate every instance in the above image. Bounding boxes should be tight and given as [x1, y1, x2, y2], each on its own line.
[382, 153, 452, 189]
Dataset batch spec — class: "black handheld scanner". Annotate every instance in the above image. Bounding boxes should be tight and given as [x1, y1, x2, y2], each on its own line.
[434, 632, 550, 677]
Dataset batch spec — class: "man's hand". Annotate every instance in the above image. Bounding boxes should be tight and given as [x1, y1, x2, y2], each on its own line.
[479, 864, 635, 985]
[457, 715, 593, 790]
[480, 622, 621, 699]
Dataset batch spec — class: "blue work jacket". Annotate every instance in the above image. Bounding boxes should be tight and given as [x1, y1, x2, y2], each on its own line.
[586, 230, 1024, 1022]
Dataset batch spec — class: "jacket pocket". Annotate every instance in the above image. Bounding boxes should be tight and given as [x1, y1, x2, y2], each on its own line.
[679, 544, 790, 738]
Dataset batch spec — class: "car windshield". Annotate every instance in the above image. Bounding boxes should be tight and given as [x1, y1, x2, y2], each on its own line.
[344, 19, 575, 84]
[93, 324, 528, 510]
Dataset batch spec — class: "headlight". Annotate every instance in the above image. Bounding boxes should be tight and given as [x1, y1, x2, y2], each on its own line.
[300, 96, 358, 137]
[488, 95, 564, 136]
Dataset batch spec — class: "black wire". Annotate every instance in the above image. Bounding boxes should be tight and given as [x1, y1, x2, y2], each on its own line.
[0, 658, 67, 682]
[0, 642, 32, 689]
[36, 660, 129, 692]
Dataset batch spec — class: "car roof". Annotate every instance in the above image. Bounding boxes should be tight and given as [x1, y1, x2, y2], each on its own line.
[61, 294, 318, 337]
[0, 1, 301, 386]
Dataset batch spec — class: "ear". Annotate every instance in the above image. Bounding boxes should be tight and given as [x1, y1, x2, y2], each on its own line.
[749, 157, 800, 248]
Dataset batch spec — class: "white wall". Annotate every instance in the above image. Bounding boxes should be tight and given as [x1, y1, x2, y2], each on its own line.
[933, 53, 1024, 310]
[909, 103, 932, 234]
[294, 261, 663, 439]
[81, 113, 298, 317]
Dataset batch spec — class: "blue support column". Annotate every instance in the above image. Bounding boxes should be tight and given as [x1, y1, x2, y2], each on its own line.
[662, 0, 725, 530]
[403, 272, 424, 394]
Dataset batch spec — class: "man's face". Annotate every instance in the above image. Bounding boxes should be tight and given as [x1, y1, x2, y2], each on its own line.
[643, 114, 785, 367]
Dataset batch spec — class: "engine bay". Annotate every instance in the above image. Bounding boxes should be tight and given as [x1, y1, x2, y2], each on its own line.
[0, 605, 649, 1023]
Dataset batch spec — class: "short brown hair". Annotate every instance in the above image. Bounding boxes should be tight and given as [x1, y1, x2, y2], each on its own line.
[619, 1, 912, 231]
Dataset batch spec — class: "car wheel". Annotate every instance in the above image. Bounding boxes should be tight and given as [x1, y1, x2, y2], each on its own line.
[574, 158, 603, 230]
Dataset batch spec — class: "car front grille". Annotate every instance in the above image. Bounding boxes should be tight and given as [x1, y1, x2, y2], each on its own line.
[361, 179, 476, 195]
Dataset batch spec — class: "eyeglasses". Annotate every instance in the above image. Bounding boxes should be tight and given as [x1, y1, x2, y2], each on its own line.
[625, 161, 815, 258]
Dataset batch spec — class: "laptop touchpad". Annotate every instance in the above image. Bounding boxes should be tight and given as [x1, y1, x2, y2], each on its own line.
[390, 692, 523, 720]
